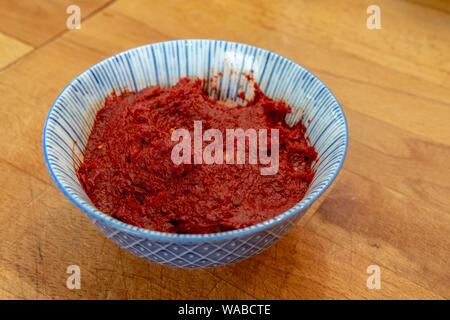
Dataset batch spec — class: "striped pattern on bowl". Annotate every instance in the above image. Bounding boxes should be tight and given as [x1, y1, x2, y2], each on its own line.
[43, 39, 348, 268]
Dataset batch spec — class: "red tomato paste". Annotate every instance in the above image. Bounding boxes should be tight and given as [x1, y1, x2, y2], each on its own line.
[77, 78, 317, 234]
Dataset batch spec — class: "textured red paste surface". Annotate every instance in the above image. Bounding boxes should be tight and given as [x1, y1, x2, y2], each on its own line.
[77, 78, 317, 234]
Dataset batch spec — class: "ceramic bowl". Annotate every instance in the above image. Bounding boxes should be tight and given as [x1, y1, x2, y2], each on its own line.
[43, 39, 348, 268]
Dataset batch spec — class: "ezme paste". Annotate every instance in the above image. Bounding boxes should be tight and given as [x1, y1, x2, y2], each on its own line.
[77, 78, 317, 234]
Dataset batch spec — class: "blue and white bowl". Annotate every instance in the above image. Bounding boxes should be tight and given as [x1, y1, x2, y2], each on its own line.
[43, 40, 348, 268]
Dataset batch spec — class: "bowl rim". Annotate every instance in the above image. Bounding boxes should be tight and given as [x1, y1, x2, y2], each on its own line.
[42, 39, 348, 243]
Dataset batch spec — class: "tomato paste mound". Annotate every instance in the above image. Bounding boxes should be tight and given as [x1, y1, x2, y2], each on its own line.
[77, 78, 317, 234]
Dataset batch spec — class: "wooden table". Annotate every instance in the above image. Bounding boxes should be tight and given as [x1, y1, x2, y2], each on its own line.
[0, 0, 448, 300]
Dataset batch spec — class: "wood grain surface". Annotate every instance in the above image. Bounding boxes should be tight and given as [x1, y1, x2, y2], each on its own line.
[0, 0, 448, 299]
